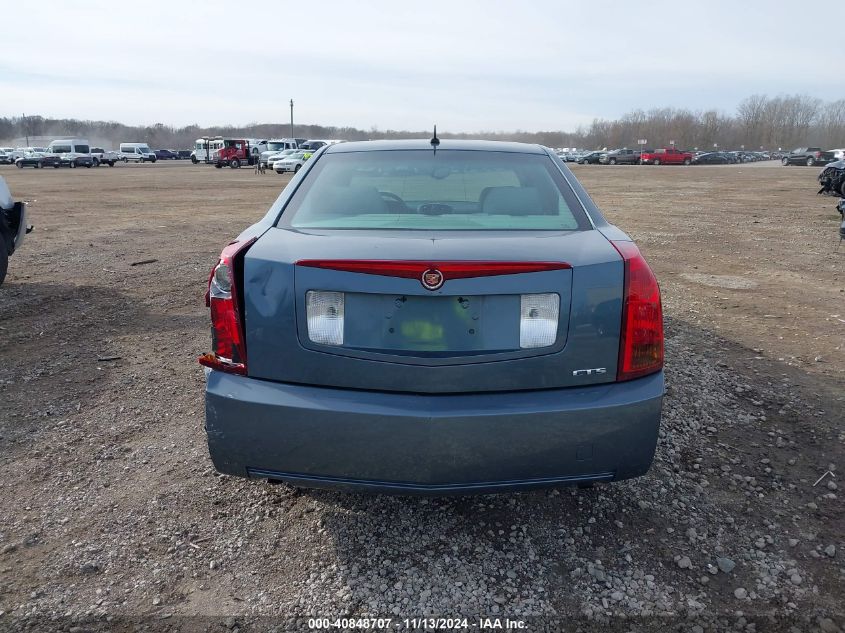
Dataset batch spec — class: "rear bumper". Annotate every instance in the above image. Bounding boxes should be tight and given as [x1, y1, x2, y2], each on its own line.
[204, 371, 664, 494]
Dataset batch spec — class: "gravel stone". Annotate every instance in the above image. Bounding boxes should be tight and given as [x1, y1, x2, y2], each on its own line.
[734, 588, 748, 600]
[716, 557, 736, 573]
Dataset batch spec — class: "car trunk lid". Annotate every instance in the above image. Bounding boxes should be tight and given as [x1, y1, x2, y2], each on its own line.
[243, 227, 624, 393]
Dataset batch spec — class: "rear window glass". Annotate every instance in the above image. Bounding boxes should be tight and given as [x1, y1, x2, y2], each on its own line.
[279, 150, 588, 231]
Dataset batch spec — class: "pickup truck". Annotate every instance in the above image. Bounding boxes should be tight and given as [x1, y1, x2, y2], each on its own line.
[640, 147, 693, 165]
[782, 148, 836, 167]
[0, 177, 32, 286]
[90, 148, 119, 167]
[599, 148, 643, 165]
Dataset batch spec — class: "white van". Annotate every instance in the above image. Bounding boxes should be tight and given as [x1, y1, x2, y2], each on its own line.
[119, 143, 157, 163]
[48, 139, 91, 155]
[48, 139, 95, 167]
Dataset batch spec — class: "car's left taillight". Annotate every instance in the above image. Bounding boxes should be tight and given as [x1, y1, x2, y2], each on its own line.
[199, 237, 256, 375]
[611, 240, 664, 381]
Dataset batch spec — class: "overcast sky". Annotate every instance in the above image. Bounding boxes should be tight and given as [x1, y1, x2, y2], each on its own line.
[2, 1, 842, 133]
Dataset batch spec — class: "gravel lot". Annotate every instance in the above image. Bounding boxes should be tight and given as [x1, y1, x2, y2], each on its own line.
[0, 161, 842, 632]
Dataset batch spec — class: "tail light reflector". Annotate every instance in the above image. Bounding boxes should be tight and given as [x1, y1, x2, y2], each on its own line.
[199, 237, 256, 375]
[611, 240, 663, 381]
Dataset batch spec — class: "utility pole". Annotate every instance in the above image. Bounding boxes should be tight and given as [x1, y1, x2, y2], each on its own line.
[289, 100, 294, 139]
[22, 113, 29, 147]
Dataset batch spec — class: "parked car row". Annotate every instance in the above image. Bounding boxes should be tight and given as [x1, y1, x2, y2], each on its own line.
[191, 137, 342, 169]
[0, 139, 201, 171]
[560, 146, 835, 166]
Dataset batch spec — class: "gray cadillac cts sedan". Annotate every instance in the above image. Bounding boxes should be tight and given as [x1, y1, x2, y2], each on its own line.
[200, 139, 664, 494]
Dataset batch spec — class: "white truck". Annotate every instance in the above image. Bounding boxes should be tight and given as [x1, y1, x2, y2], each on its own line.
[257, 138, 301, 169]
[90, 147, 120, 167]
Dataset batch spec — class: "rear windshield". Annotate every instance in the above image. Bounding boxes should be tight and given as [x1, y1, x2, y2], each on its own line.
[279, 150, 589, 231]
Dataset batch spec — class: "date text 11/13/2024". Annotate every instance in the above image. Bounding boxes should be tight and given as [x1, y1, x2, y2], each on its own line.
[307, 617, 527, 630]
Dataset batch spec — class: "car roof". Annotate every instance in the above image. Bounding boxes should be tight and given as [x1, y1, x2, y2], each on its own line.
[324, 139, 547, 154]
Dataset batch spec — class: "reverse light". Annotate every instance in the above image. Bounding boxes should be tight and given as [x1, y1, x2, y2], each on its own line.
[611, 240, 664, 381]
[519, 293, 559, 349]
[198, 238, 255, 375]
[306, 291, 345, 345]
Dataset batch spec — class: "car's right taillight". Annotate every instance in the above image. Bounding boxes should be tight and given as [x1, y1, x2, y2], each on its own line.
[199, 237, 255, 375]
[611, 240, 664, 381]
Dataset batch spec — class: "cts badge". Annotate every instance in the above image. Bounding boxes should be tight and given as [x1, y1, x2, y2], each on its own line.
[572, 367, 607, 377]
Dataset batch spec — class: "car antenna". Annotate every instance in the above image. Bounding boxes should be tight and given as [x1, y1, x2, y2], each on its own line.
[430, 125, 440, 154]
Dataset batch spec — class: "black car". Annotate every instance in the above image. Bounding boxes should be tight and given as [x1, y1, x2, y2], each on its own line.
[177, 150, 192, 160]
[59, 154, 95, 168]
[15, 153, 62, 169]
[155, 149, 179, 160]
[782, 148, 836, 167]
[578, 151, 606, 164]
[693, 152, 731, 165]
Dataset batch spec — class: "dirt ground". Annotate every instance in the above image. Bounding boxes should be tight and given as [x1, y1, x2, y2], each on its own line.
[0, 160, 842, 632]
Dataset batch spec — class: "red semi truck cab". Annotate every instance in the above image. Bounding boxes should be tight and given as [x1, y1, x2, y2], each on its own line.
[640, 147, 693, 165]
[214, 140, 252, 169]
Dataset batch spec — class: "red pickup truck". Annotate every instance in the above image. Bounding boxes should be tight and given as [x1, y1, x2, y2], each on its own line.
[641, 147, 693, 166]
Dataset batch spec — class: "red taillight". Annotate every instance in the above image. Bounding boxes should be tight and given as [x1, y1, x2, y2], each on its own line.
[815, 151, 822, 159]
[611, 240, 663, 381]
[296, 260, 571, 279]
[198, 237, 256, 375]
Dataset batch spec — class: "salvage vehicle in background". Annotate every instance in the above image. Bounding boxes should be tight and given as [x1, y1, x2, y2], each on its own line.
[577, 150, 606, 164]
[0, 149, 15, 164]
[258, 138, 301, 169]
[0, 177, 32, 286]
[692, 152, 732, 165]
[47, 139, 95, 167]
[272, 149, 312, 173]
[640, 147, 693, 165]
[200, 139, 664, 493]
[15, 152, 62, 168]
[599, 148, 642, 165]
[266, 149, 298, 170]
[214, 139, 256, 168]
[155, 149, 179, 160]
[119, 143, 157, 163]
[191, 137, 224, 163]
[90, 148, 119, 167]
[782, 147, 836, 167]
[818, 160, 845, 197]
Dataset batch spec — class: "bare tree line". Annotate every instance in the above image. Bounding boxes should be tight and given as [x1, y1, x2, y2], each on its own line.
[2, 94, 843, 151]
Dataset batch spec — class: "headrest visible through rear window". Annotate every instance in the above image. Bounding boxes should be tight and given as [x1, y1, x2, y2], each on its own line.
[480, 186, 543, 215]
[309, 185, 388, 217]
